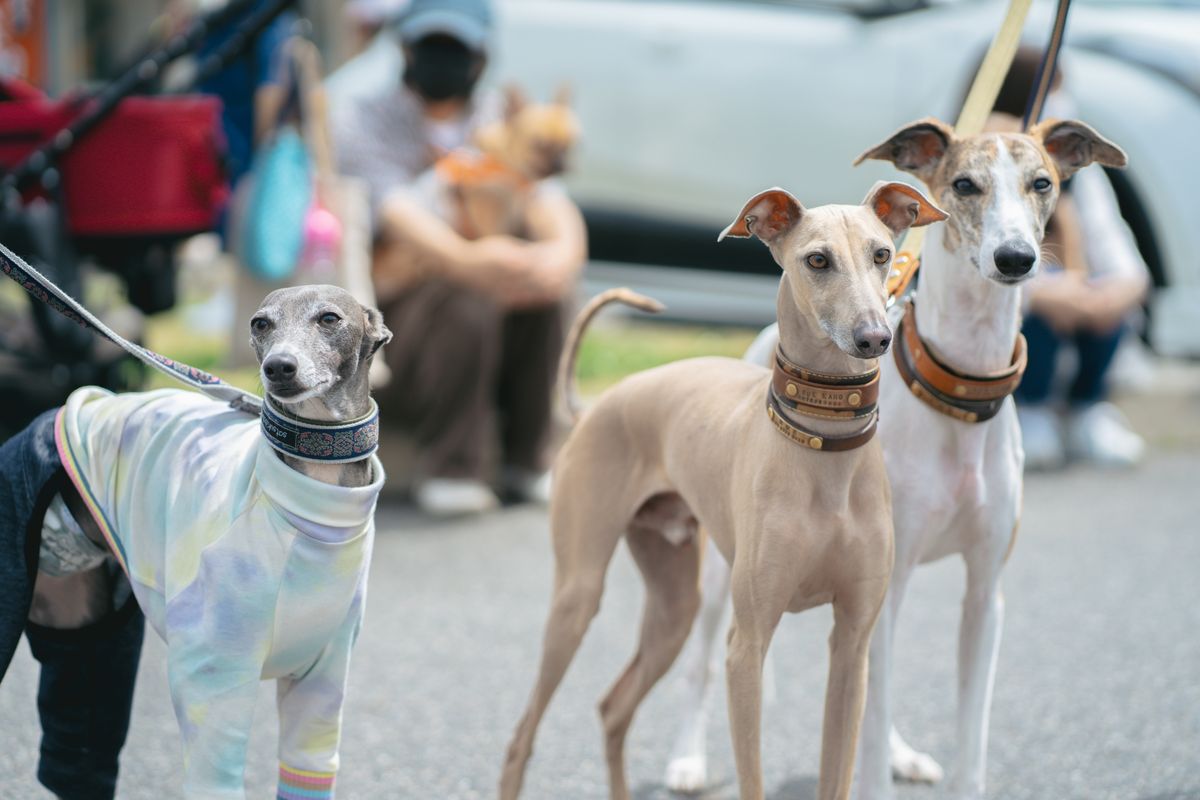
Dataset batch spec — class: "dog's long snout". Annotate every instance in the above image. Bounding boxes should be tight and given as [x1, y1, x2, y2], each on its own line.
[853, 321, 892, 358]
[993, 241, 1037, 277]
[262, 353, 298, 383]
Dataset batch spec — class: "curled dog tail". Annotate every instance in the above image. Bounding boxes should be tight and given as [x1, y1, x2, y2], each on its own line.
[558, 288, 665, 424]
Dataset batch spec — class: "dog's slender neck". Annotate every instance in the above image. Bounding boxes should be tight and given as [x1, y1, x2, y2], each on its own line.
[917, 224, 1023, 375]
[775, 275, 878, 436]
[271, 370, 375, 489]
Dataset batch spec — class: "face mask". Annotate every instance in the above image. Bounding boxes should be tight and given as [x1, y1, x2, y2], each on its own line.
[404, 36, 483, 102]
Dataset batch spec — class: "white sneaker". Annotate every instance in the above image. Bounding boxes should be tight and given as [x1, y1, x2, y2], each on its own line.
[1017, 404, 1065, 471]
[1065, 402, 1145, 467]
[413, 478, 500, 517]
[500, 467, 552, 506]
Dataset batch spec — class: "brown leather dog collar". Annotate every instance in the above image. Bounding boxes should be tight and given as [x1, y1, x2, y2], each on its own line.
[893, 302, 1027, 424]
[766, 348, 879, 451]
[773, 349, 879, 419]
[766, 392, 878, 452]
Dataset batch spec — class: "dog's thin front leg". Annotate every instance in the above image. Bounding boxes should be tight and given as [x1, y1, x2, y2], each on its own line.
[725, 559, 790, 800]
[168, 645, 260, 798]
[819, 582, 888, 800]
[853, 567, 912, 800]
[665, 533, 730, 794]
[949, 564, 1005, 800]
[275, 598, 364, 800]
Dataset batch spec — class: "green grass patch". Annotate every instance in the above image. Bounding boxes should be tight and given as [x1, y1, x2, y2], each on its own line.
[576, 321, 759, 397]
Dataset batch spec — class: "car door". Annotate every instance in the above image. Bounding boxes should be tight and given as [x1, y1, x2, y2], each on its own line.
[493, 0, 911, 228]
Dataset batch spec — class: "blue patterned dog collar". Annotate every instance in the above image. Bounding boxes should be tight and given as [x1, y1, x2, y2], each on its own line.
[260, 397, 380, 464]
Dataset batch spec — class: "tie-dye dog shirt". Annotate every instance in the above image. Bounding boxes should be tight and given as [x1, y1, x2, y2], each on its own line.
[55, 387, 383, 800]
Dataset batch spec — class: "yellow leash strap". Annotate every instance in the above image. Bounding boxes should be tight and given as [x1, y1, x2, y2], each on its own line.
[887, 0, 1035, 305]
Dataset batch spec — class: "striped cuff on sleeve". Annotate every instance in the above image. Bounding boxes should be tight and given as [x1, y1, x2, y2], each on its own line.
[278, 764, 335, 799]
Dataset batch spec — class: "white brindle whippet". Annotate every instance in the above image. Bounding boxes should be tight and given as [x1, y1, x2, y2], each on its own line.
[664, 117, 1127, 799]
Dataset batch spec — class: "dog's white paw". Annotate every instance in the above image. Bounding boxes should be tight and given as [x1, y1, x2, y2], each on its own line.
[890, 743, 944, 784]
[664, 755, 708, 794]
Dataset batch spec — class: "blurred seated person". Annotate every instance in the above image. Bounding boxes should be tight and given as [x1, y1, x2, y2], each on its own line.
[333, 0, 586, 515]
[987, 51, 1150, 468]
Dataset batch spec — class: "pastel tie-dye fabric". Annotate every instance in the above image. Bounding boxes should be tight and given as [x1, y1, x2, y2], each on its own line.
[54, 387, 383, 799]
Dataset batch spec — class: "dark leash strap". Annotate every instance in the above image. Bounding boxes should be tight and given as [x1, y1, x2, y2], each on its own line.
[1022, 0, 1073, 132]
[0, 242, 381, 463]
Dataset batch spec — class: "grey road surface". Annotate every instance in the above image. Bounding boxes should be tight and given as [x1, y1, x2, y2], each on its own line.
[2, 449, 1198, 800]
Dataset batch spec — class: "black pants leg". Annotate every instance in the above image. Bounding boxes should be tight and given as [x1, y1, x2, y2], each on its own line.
[1, 408, 145, 800]
[25, 586, 145, 800]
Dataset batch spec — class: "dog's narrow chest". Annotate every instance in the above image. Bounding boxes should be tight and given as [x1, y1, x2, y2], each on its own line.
[54, 387, 381, 660]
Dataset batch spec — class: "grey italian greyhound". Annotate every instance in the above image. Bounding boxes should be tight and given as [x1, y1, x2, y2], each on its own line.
[499, 182, 946, 800]
[5, 284, 390, 798]
[31, 285, 391, 629]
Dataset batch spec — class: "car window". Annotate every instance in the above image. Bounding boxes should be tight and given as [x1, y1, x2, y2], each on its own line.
[668, 0, 933, 18]
[538, 0, 932, 15]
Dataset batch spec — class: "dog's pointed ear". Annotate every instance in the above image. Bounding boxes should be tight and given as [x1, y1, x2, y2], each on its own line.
[854, 118, 954, 183]
[718, 188, 804, 245]
[1029, 118, 1127, 180]
[361, 305, 392, 359]
[504, 84, 528, 121]
[553, 82, 572, 107]
[863, 181, 948, 236]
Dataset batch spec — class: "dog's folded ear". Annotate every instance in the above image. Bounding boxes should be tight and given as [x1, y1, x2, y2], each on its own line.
[854, 118, 954, 182]
[361, 305, 393, 358]
[1028, 118, 1127, 180]
[719, 188, 804, 245]
[863, 181, 949, 236]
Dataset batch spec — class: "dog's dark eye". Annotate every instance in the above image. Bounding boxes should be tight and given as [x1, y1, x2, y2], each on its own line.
[952, 177, 980, 196]
[873, 248, 891, 265]
[250, 317, 270, 334]
[319, 312, 342, 326]
[806, 253, 828, 270]
[1032, 176, 1053, 193]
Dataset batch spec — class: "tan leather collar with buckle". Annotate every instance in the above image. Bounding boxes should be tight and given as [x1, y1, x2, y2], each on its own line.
[893, 302, 1027, 423]
[773, 349, 879, 419]
[766, 347, 880, 451]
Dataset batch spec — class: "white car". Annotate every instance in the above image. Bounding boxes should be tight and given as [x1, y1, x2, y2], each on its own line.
[489, 0, 1200, 355]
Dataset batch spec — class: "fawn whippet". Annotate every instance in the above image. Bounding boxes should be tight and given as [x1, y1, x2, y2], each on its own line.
[499, 182, 946, 800]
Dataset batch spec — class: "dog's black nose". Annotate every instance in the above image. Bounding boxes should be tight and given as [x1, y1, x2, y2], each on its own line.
[993, 241, 1037, 277]
[263, 353, 298, 382]
[854, 323, 891, 358]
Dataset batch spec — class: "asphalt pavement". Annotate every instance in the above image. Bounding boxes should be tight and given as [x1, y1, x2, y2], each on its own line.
[2, 437, 1199, 800]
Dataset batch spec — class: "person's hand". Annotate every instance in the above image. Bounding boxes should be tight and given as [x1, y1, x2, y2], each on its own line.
[1026, 272, 1090, 333]
[1076, 276, 1148, 333]
[465, 237, 574, 309]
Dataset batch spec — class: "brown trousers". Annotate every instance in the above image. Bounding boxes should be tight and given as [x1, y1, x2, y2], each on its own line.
[375, 279, 564, 481]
